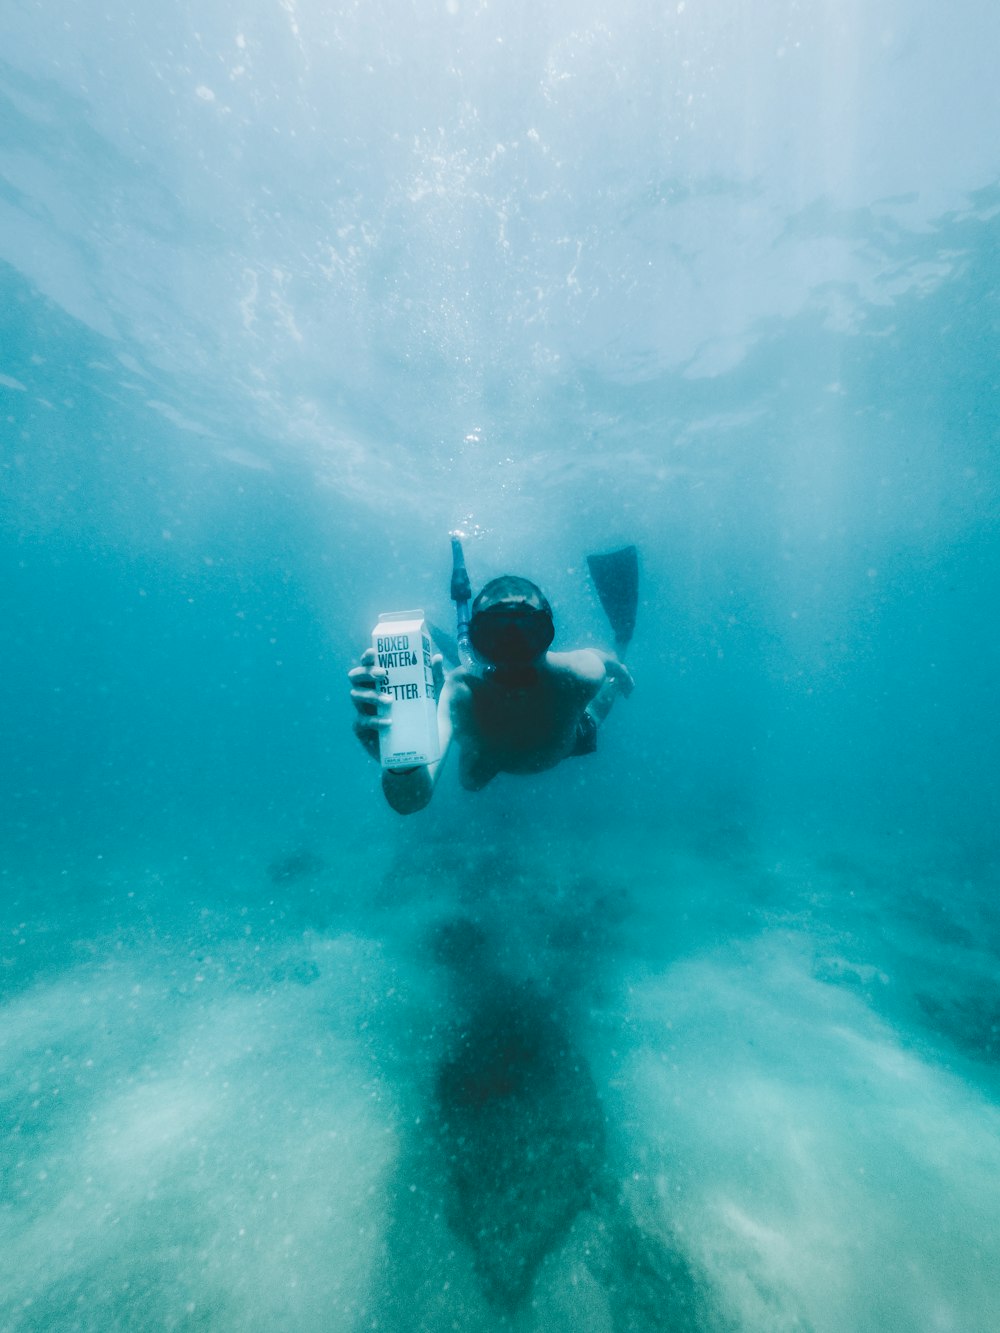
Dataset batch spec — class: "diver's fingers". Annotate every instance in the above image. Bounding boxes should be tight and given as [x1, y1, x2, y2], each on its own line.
[349, 665, 387, 692]
[350, 685, 389, 707]
[349, 663, 385, 682]
[353, 716, 391, 735]
[431, 652, 445, 695]
[351, 687, 391, 718]
[360, 647, 376, 667]
[608, 660, 635, 697]
[352, 714, 391, 733]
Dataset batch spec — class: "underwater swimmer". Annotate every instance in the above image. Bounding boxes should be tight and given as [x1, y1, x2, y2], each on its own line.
[349, 575, 634, 815]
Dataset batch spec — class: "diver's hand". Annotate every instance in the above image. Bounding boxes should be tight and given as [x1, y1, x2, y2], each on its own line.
[348, 648, 389, 759]
[608, 659, 635, 698]
[349, 649, 447, 761]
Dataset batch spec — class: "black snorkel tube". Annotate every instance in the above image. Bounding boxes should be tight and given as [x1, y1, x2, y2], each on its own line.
[449, 533, 477, 671]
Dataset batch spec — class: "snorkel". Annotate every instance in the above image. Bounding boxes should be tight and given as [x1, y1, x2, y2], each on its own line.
[449, 533, 477, 671]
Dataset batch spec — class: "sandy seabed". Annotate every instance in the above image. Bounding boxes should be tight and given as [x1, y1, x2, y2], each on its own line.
[2, 822, 998, 1332]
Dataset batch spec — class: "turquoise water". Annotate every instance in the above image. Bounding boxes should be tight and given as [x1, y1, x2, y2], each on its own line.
[3, 3, 999, 1329]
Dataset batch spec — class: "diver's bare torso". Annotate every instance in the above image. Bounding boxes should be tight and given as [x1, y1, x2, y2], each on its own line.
[446, 649, 606, 789]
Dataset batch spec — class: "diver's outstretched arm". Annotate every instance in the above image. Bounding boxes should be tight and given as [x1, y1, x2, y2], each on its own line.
[445, 671, 499, 790]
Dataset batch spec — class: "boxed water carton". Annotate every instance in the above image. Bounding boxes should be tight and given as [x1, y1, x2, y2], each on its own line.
[372, 610, 441, 769]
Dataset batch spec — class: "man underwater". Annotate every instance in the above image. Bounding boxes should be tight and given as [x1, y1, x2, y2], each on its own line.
[349, 570, 634, 815]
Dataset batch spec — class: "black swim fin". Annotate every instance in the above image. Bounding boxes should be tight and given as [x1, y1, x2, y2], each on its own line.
[587, 545, 639, 657]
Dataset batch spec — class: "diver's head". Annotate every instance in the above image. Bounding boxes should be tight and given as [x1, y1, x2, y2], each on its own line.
[468, 575, 554, 670]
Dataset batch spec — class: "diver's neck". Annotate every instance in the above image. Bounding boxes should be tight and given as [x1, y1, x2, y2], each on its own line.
[486, 655, 550, 690]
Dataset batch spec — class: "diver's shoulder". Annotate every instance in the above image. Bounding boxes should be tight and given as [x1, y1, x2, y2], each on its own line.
[545, 648, 607, 684]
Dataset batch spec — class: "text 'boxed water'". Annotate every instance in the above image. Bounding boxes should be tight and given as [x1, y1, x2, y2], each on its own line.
[372, 611, 441, 769]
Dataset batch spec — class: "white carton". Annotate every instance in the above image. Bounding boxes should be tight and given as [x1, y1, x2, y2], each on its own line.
[372, 610, 441, 769]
